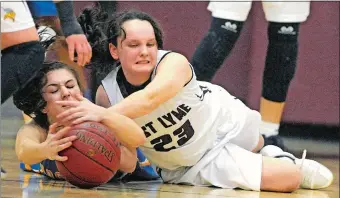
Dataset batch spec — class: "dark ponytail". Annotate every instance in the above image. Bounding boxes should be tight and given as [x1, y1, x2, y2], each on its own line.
[77, 3, 117, 101]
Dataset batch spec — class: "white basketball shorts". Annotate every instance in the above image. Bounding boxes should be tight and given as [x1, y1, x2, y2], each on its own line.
[208, 0, 310, 23]
[1, 1, 35, 33]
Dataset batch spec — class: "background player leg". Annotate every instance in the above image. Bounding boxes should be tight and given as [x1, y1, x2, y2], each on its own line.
[190, 2, 250, 81]
[260, 1, 311, 150]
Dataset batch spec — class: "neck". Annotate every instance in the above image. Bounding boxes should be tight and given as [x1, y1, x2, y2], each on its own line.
[48, 116, 55, 125]
[123, 70, 151, 86]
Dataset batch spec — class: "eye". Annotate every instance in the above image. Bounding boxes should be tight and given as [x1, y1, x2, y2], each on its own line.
[50, 88, 59, 94]
[66, 85, 75, 89]
[147, 43, 156, 47]
[66, 81, 76, 89]
[128, 43, 138, 48]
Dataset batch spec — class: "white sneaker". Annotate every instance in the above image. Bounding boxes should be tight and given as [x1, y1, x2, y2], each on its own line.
[260, 145, 334, 189]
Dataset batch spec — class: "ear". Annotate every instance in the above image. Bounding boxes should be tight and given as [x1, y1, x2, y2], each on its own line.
[41, 107, 48, 114]
[109, 43, 119, 60]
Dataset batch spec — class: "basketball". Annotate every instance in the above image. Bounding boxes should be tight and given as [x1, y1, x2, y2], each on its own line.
[56, 122, 121, 189]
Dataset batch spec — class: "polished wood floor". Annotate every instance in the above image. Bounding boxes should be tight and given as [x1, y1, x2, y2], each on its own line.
[1, 138, 339, 198]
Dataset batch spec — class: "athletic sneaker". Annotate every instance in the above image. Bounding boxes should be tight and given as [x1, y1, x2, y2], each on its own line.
[1, 167, 6, 179]
[260, 145, 333, 189]
[37, 25, 57, 50]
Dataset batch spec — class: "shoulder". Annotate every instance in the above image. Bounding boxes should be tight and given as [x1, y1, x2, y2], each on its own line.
[157, 51, 190, 70]
[18, 121, 44, 131]
[157, 50, 187, 63]
[96, 85, 111, 108]
[102, 66, 121, 82]
[17, 121, 47, 139]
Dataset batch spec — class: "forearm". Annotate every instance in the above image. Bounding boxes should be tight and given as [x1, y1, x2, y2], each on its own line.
[109, 90, 158, 119]
[119, 146, 137, 173]
[16, 139, 46, 165]
[101, 110, 146, 148]
[109, 54, 191, 119]
[54, 1, 83, 37]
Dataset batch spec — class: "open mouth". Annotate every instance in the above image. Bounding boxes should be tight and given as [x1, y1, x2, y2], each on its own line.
[136, 60, 150, 64]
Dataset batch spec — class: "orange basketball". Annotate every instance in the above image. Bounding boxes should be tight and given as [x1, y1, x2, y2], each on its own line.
[56, 122, 121, 188]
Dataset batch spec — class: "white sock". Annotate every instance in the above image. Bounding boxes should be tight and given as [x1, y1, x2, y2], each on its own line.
[260, 121, 279, 137]
[261, 145, 296, 164]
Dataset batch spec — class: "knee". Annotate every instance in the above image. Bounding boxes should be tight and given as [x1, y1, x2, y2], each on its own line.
[252, 135, 264, 153]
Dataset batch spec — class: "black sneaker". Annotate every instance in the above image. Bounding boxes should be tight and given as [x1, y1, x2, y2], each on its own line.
[262, 135, 286, 151]
[1, 167, 6, 179]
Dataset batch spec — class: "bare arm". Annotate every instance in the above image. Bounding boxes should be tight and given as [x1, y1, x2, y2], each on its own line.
[15, 122, 76, 165]
[57, 93, 146, 148]
[96, 86, 146, 148]
[53, 0, 92, 66]
[96, 85, 112, 108]
[15, 123, 48, 165]
[96, 85, 138, 173]
[109, 52, 192, 119]
[119, 146, 137, 173]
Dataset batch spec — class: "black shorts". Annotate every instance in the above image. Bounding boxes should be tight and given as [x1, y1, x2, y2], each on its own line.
[1, 41, 45, 103]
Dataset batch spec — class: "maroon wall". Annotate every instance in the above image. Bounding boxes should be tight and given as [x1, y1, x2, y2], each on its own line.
[75, 2, 339, 125]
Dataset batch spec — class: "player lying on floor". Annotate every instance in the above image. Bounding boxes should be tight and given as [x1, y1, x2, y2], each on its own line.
[54, 6, 333, 192]
[13, 61, 146, 180]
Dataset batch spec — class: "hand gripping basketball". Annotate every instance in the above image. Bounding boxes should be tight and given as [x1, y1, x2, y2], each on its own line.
[42, 123, 77, 161]
[55, 121, 121, 188]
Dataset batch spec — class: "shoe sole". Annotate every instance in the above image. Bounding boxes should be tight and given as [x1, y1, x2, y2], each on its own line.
[309, 173, 334, 189]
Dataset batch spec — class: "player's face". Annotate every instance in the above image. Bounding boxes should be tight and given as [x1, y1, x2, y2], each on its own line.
[110, 19, 158, 85]
[42, 69, 82, 119]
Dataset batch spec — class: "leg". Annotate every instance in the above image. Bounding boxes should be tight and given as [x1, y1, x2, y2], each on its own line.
[259, 1, 311, 149]
[191, 1, 250, 81]
[222, 89, 264, 153]
[1, 2, 43, 103]
[197, 143, 302, 191]
[261, 145, 334, 189]
[261, 156, 301, 192]
[1, 41, 45, 104]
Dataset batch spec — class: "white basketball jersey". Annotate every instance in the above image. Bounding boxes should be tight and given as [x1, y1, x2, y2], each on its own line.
[102, 50, 247, 170]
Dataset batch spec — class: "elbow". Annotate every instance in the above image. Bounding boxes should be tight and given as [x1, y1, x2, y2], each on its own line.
[136, 133, 146, 147]
[127, 136, 146, 149]
[16, 149, 33, 165]
[129, 129, 146, 148]
[15, 144, 27, 163]
[16, 148, 24, 162]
